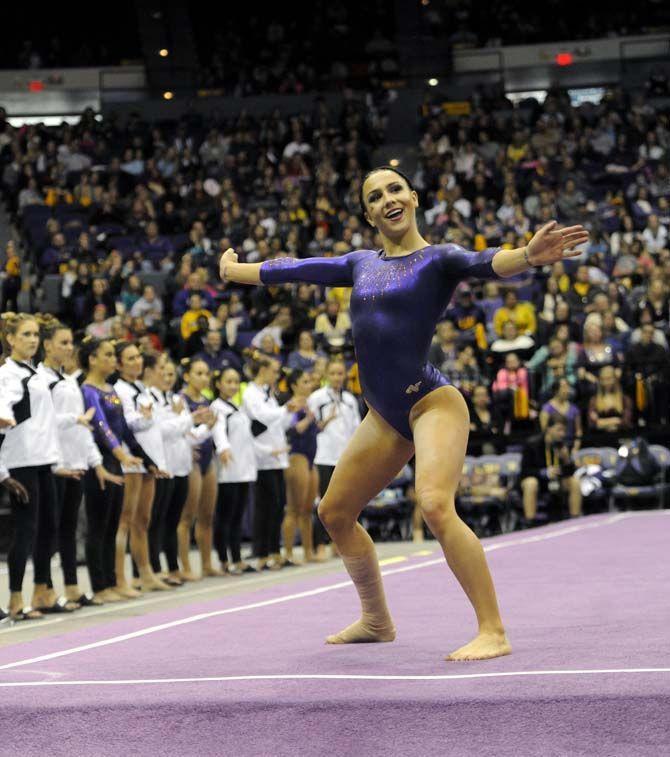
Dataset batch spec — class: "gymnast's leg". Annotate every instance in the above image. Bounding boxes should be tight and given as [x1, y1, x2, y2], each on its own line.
[409, 386, 511, 662]
[317, 409, 414, 644]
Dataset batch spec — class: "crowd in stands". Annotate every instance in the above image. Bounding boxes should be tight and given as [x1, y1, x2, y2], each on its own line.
[1, 77, 670, 618]
[421, 0, 670, 48]
[195, 3, 399, 94]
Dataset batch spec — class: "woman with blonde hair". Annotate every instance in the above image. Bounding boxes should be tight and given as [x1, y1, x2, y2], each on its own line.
[0, 314, 81, 619]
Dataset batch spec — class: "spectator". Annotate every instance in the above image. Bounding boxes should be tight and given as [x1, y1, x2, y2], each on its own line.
[251, 305, 294, 352]
[445, 285, 488, 348]
[194, 329, 242, 373]
[641, 215, 668, 255]
[85, 303, 113, 338]
[40, 232, 69, 275]
[527, 335, 577, 400]
[82, 277, 116, 324]
[587, 365, 633, 434]
[314, 298, 351, 351]
[626, 322, 670, 424]
[584, 293, 630, 335]
[139, 221, 174, 270]
[578, 322, 619, 384]
[520, 418, 582, 523]
[539, 378, 582, 452]
[444, 344, 482, 398]
[630, 307, 668, 349]
[493, 289, 537, 336]
[185, 221, 213, 262]
[130, 284, 164, 328]
[18, 178, 44, 212]
[556, 179, 586, 224]
[287, 330, 325, 372]
[120, 274, 144, 314]
[468, 384, 503, 454]
[180, 292, 213, 341]
[172, 272, 216, 317]
[1, 240, 22, 312]
[566, 265, 601, 317]
[490, 320, 535, 366]
[491, 352, 530, 425]
[636, 280, 669, 331]
[428, 319, 458, 373]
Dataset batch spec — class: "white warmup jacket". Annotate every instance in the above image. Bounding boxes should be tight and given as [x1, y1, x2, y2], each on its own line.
[114, 377, 165, 473]
[38, 362, 102, 471]
[307, 386, 361, 467]
[0, 358, 62, 470]
[241, 382, 294, 471]
[211, 397, 257, 484]
[147, 387, 197, 478]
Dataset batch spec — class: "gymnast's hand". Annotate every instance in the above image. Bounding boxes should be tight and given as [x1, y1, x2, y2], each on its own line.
[77, 407, 96, 430]
[219, 247, 238, 282]
[286, 396, 306, 412]
[526, 221, 590, 266]
[0, 416, 16, 429]
[1, 477, 29, 504]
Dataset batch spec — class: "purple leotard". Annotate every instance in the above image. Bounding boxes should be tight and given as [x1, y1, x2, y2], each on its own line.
[81, 384, 156, 469]
[287, 409, 319, 468]
[260, 245, 501, 441]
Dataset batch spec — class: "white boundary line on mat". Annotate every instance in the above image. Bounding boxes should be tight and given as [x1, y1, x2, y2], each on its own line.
[0, 512, 656, 672]
[0, 668, 669, 688]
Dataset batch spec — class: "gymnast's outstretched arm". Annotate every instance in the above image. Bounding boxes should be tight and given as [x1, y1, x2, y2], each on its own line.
[491, 221, 590, 277]
[220, 248, 357, 287]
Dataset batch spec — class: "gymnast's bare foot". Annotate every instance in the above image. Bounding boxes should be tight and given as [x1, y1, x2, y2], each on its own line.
[180, 571, 200, 582]
[446, 631, 511, 662]
[202, 566, 226, 577]
[114, 584, 141, 599]
[326, 618, 396, 644]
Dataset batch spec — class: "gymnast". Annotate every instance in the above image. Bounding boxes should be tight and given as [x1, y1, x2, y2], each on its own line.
[220, 166, 588, 661]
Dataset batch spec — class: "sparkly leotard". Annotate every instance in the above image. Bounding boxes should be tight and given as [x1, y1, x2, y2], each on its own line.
[260, 245, 500, 441]
[81, 384, 156, 469]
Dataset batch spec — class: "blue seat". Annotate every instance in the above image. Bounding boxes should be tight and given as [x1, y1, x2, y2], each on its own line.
[457, 454, 511, 536]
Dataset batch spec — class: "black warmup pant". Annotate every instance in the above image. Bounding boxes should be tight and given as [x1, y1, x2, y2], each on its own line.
[149, 477, 173, 574]
[314, 464, 335, 547]
[253, 469, 285, 559]
[84, 455, 123, 593]
[215, 481, 251, 564]
[7, 465, 57, 594]
[163, 475, 189, 572]
[51, 477, 84, 587]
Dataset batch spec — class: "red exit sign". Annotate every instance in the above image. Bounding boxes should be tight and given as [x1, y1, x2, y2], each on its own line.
[555, 52, 574, 66]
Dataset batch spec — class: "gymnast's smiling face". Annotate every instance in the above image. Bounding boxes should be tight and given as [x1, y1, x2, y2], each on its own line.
[362, 169, 419, 240]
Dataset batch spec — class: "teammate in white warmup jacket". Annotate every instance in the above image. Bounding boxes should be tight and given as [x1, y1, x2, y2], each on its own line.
[0, 313, 79, 621]
[37, 316, 122, 609]
[211, 367, 258, 575]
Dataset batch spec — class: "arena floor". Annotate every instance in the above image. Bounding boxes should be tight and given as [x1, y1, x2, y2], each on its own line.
[1, 511, 668, 757]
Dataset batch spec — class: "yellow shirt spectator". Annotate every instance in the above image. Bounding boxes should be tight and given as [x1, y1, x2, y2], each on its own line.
[180, 293, 213, 340]
[493, 291, 537, 336]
